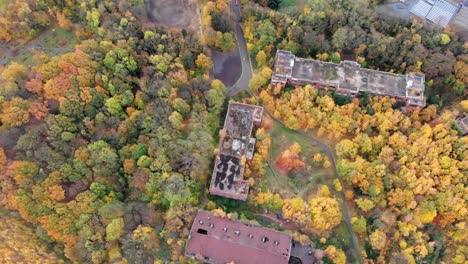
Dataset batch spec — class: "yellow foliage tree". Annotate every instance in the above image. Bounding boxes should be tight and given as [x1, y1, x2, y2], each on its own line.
[48, 185, 65, 201]
[333, 179, 342, 192]
[256, 50, 267, 67]
[369, 229, 387, 251]
[282, 197, 307, 223]
[255, 192, 284, 211]
[309, 196, 342, 232]
[0, 147, 6, 170]
[290, 142, 302, 156]
[324, 245, 346, 264]
[195, 53, 213, 73]
[1, 97, 30, 127]
[355, 198, 375, 212]
[312, 154, 322, 165]
[415, 202, 437, 224]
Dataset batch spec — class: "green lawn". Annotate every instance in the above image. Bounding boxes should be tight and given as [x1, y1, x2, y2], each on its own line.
[280, 0, 297, 8]
[329, 222, 361, 263]
[8, 28, 76, 65]
[258, 119, 334, 199]
[255, 118, 361, 262]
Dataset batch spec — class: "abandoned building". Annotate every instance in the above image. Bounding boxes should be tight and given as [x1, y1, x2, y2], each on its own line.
[186, 211, 293, 264]
[455, 115, 468, 135]
[410, 0, 461, 28]
[209, 102, 264, 201]
[272, 50, 426, 107]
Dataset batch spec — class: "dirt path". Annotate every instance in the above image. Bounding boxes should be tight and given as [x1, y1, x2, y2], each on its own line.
[255, 213, 301, 231]
[264, 110, 363, 263]
[297, 0, 305, 10]
[244, 87, 363, 262]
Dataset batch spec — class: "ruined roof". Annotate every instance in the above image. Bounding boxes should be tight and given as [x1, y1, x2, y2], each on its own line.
[455, 116, 468, 135]
[186, 211, 292, 264]
[209, 102, 263, 200]
[272, 50, 426, 107]
[410, 0, 460, 27]
[210, 154, 249, 200]
[272, 50, 295, 84]
[223, 102, 264, 139]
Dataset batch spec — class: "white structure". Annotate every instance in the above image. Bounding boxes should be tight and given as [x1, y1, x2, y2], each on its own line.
[410, 0, 461, 27]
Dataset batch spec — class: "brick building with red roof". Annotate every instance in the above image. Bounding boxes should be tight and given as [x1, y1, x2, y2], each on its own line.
[186, 211, 292, 264]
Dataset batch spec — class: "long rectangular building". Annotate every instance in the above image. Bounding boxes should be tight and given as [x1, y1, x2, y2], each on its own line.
[186, 211, 292, 264]
[409, 0, 460, 28]
[209, 102, 264, 200]
[272, 50, 426, 107]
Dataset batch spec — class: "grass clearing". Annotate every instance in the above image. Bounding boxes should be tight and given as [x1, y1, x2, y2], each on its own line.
[2, 26, 76, 66]
[280, 0, 297, 8]
[252, 214, 285, 231]
[255, 118, 361, 262]
[43, 28, 76, 48]
[303, 0, 332, 10]
[258, 118, 335, 199]
[329, 222, 360, 263]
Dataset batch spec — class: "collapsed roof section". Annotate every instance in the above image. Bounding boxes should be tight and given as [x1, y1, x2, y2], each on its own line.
[410, 0, 460, 27]
[455, 115, 468, 135]
[209, 102, 264, 201]
[272, 50, 426, 107]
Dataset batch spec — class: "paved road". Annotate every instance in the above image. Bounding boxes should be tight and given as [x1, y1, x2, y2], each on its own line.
[227, 0, 253, 97]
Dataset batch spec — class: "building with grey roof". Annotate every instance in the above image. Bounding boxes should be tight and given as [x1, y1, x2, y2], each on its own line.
[455, 116, 468, 135]
[209, 102, 264, 200]
[272, 50, 426, 107]
[410, 0, 461, 27]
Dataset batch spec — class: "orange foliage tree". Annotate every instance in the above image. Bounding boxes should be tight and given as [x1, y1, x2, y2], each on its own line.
[275, 142, 305, 173]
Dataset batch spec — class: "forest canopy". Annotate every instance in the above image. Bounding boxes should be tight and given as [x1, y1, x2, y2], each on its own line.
[0, 0, 225, 262]
[0, 0, 466, 263]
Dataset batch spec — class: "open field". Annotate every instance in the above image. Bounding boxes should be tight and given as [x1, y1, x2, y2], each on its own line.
[281, 0, 297, 8]
[145, 0, 200, 32]
[258, 118, 334, 199]
[375, 2, 413, 21]
[0, 28, 76, 66]
[254, 117, 360, 262]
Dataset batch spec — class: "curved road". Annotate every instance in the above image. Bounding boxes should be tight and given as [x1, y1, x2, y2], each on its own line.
[227, 1, 253, 97]
[227, 1, 363, 262]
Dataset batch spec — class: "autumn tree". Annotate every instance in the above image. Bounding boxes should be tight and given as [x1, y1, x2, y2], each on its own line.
[195, 53, 213, 73]
[1, 97, 30, 127]
[1, 62, 27, 83]
[0, 147, 6, 171]
[324, 245, 346, 264]
[106, 218, 124, 241]
[275, 142, 305, 173]
[256, 50, 267, 67]
[309, 196, 342, 232]
[282, 197, 307, 224]
[369, 229, 386, 251]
